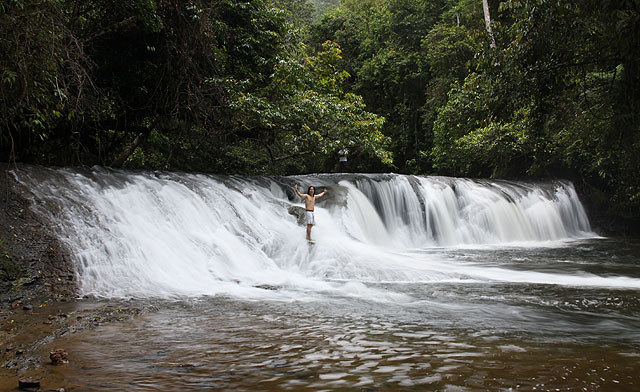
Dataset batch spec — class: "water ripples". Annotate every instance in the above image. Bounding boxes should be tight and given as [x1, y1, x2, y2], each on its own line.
[44, 294, 640, 391]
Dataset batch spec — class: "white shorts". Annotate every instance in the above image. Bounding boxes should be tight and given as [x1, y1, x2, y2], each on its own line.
[305, 211, 315, 225]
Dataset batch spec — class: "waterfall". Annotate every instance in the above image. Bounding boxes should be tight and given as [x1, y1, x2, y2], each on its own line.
[349, 175, 593, 247]
[12, 166, 600, 299]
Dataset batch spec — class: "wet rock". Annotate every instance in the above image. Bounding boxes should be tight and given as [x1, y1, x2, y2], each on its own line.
[50, 348, 69, 365]
[253, 284, 280, 291]
[18, 378, 40, 390]
[0, 164, 78, 307]
[22, 304, 33, 311]
[287, 206, 307, 225]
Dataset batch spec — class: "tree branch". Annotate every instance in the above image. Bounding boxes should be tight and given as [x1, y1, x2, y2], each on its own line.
[110, 120, 156, 168]
[263, 142, 314, 162]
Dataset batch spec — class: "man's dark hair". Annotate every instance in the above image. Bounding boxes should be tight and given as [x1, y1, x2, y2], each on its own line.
[307, 186, 315, 194]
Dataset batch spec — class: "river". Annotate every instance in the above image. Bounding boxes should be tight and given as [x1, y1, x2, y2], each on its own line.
[6, 166, 640, 390]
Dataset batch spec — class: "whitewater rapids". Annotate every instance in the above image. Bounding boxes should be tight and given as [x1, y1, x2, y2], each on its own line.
[13, 166, 633, 300]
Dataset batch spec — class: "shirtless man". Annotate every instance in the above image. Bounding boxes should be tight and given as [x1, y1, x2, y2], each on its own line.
[294, 184, 327, 242]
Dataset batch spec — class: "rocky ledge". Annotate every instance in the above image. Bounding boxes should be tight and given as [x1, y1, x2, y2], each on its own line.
[1, 163, 77, 307]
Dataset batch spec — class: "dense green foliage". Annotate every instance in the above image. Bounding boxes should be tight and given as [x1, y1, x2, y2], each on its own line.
[2, 0, 639, 230]
[308, 0, 640, 230]
[1, 0, 386, 173]
[437, 0, 640, 227]
[308, 0, 450, 172]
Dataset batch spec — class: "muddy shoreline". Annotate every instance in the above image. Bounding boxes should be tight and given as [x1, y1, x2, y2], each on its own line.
[0, 298, 147, 391]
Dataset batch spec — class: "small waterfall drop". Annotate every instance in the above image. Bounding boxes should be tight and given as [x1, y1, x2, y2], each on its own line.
[12, 166, 615, 300]
[345, 175, 593, 247]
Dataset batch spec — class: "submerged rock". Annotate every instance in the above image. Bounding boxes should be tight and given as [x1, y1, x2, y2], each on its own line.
[18, 378, 40, 390]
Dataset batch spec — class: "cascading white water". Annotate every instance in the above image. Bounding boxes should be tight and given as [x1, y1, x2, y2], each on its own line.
[14, 165, 637, 300]
[350, 174, 593, 247]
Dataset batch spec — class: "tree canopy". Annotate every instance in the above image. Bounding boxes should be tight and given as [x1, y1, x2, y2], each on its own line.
[1, 0, 387, 173]
[2, 0, 639, 232]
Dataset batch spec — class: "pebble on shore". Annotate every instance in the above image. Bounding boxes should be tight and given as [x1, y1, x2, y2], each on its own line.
[50, 349, 69, 365]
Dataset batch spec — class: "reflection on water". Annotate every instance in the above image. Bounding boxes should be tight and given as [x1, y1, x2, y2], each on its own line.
[49, 295, 640, 391]
[36, 239, 640, 391]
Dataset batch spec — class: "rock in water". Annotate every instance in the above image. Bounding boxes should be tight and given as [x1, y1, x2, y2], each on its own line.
[287, 206, 307, 226]
[50, 348, 69, 365]
[18, 378, 40, 390]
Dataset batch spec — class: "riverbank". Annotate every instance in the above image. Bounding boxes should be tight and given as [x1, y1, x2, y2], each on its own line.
[0, 164, 149, 390]
[0, 298, 146, 391]
[572, 177, 640, 238]
[1, 163, 76, 306]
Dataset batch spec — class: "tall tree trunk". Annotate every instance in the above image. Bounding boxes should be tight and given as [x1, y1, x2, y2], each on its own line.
[482, 0, 497, 48]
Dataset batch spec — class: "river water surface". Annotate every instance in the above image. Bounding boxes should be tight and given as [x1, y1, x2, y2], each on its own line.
[7, 167, 640, 390]
[30, 238, 640, 391]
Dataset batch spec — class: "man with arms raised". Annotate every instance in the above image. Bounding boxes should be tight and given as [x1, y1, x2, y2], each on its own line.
[294, 184, 327, 242]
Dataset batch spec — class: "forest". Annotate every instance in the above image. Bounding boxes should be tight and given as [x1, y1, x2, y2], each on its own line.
[1, 0, 639, 232]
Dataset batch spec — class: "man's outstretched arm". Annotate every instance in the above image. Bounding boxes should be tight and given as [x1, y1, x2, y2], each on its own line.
[294, 184, 305, 198]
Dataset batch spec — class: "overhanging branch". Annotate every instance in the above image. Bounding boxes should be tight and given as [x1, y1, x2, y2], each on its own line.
[263, 142, 314, 162]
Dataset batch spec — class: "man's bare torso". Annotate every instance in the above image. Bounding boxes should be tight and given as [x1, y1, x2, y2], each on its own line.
[302, 194, 317, 211]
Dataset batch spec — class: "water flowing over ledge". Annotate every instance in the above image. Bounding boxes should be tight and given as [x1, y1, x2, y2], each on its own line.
[12, 166, 613, 300]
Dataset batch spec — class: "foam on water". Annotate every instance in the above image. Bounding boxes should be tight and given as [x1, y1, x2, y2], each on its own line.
[13, 166, 635, 300]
